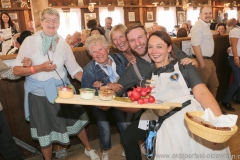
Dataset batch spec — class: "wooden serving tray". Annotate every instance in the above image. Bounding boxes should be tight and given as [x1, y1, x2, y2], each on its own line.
[55, 95, 182, 109]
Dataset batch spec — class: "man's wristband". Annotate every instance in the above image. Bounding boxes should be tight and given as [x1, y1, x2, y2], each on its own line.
[30, 66, 35, 74]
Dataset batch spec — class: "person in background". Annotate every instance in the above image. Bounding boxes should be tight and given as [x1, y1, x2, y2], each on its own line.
[217, 23, 227, 35]
[152, 22, 158, 27]
[82, 35, 128, 160]
[87, 19, 98, 29]
[0, 11, 18, 55]
[145, 27, 153, 38]
[153, 25, 167, 32]
[90, 27, 106, 39]
[222, 12, 228, 25]
[170, 25, 179, 37]
[7, 30, 32, 55]
[191, 5, 219, 98]
[237, 11, 240, 27]
[6, 33, 20, 54]
[87, 19, 105, 33]
[181, 22, 190, 34]
[186, 20, 192, 31]
[177, 28, 188, 38]
[104, 17, 112, 43]
[13, 8, 99, 160]
[222, 18, 240, 112]
[65, 34, 71, 44]
[79, 29, 90, 47]
[27, 20, 35, 33]
[70, 31, 82, 48]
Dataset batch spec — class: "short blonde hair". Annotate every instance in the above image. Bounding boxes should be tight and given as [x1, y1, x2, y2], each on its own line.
[85, 34, 109, 56]
[81, 29, 91, 37]
[40, 8, 60, 21]
[109, 24, 127, 41]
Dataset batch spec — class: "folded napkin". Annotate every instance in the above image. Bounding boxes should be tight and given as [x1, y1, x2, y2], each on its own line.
[201, 108, 238, 128]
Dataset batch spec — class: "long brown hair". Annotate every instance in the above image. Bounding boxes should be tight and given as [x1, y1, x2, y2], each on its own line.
[0, 11, 15, 29]
[148, 31, 176, 59]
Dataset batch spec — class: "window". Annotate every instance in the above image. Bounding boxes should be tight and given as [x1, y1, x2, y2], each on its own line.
[225, 7, 237, 19]
[57, 9, 81, 39]
[156, 7, 177, 32]
[98, 7, 124, 27]
[186, 7, 200, 26]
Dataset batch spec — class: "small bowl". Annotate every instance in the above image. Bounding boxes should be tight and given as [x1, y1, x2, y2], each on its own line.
[98, 89, 114, 101]
[79, 88, 96, 100]
[58, 87, 74, 99]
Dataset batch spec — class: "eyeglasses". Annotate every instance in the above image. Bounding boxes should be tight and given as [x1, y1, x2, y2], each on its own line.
[43, 18, 59, 24]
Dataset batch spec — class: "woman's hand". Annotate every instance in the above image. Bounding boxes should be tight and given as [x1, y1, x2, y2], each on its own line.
[126, 57, 137, 68]
[40, 61, 56, 72]
[93, 81, 103, 88]
[129, 57, 136, 64]
[0, 37, 5, 41]
[21, 57, 32, 67]
[107, 83, 123, 93]
[98, 106, 110, 110]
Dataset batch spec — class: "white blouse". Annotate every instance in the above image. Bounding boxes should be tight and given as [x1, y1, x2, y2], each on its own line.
[14, 32, 83, 81]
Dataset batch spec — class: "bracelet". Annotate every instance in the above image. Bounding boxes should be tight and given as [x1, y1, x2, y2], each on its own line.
[30, 66, 35, 74]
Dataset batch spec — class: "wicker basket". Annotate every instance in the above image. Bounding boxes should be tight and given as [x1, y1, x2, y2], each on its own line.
[184, 111, 238, 143]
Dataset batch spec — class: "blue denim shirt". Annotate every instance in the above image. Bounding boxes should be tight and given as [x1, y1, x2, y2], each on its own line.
[82, 52, 128, 95]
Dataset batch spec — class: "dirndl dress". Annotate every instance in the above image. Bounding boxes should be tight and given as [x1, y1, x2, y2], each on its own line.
[29, 93, 89, 148]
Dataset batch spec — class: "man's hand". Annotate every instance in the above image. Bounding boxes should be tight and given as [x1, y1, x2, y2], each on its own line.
[234, 58, 240, 67]
[180, 57, 192, 65]
[199, 61, 205, 70]
[107, 83, 123, 93]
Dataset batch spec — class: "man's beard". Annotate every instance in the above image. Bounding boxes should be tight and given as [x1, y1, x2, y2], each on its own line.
[130, 44, 148, 57]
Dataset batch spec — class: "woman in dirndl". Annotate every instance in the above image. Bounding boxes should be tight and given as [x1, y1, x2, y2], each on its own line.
[147, 31, 231, 160]
[13, 8, 99, 160]
[0, 11, 18, 55]
[120, 31, 231, 160]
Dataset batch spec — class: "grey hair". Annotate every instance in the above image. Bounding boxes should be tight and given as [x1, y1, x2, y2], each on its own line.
[85, 34, 109, 56]
[40, 8, 60, 21]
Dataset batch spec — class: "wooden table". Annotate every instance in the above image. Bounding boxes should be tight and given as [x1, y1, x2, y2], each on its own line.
[55, 95, 182, 109]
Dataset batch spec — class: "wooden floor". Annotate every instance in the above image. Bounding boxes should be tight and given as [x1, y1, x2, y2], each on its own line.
[26, 102, 240, 160]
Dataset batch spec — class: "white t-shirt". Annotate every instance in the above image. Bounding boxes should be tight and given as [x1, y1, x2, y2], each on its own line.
[13, 32, 83, 81]
[228, 27, 240, 57]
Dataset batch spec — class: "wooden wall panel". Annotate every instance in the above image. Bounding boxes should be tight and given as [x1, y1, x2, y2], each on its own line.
[124, 7, 140, 27]
[142, 7, 156, 25]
